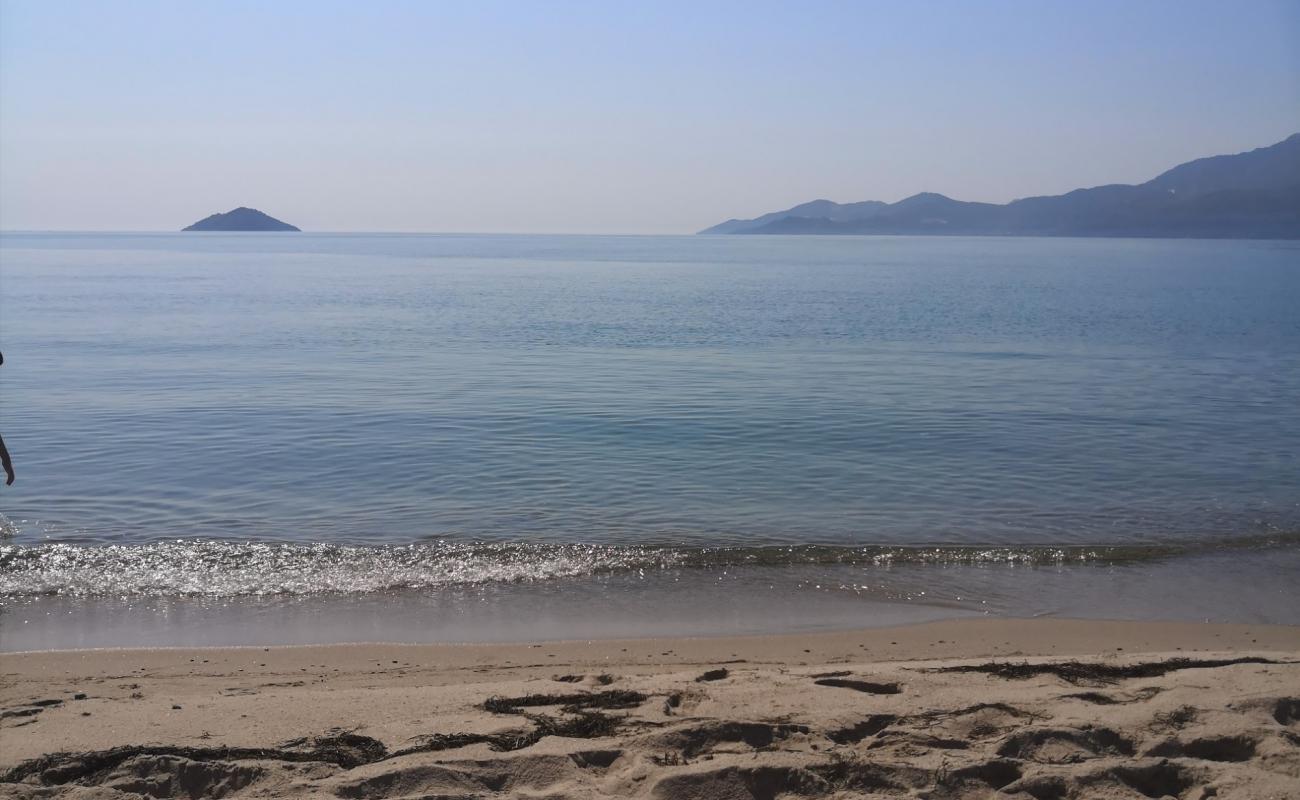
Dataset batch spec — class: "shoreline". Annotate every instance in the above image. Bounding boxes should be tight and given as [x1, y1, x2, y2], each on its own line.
[8, 540, 1300, 653]
[4, 619, 1299, 797]
[3, 616, 1299, 657]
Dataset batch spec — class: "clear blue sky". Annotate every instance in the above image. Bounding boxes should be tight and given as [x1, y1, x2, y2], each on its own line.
[1, 0, 1297, 233]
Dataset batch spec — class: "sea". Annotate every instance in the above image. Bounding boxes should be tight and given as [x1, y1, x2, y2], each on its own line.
[1, 233, 1297, 650]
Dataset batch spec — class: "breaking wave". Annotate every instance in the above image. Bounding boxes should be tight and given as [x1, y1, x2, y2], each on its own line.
[3, 532, 1298, 598]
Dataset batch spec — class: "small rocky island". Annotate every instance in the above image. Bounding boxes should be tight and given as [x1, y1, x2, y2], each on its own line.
[183, 207, 300, 232]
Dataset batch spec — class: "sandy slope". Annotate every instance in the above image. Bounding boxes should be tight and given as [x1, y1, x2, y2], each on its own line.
[2, 619, 1298, 799]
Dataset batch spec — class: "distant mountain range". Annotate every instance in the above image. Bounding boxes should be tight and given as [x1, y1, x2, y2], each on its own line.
[183, 207, 299, 232]
[700, 134, 1300, 239]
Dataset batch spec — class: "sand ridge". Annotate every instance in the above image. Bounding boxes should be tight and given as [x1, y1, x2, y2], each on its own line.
[2, 619, 1299, 799]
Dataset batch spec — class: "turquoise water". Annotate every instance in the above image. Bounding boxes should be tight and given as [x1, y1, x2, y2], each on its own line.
[1, 233, 1298, 645]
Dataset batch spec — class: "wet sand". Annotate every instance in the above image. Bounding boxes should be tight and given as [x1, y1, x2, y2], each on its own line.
[2, 618, 1299, 798]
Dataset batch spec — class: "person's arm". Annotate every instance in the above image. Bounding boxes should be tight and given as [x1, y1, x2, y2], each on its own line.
[0, 434, 13, 485]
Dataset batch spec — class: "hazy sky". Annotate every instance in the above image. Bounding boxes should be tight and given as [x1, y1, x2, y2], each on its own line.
[2, 1, 1298, 233]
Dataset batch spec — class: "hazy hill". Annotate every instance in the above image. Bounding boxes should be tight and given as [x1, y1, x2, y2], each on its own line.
[183, 207, 300, 232]
[700, 134, 1300, 238]
[704, 199, 889, 234]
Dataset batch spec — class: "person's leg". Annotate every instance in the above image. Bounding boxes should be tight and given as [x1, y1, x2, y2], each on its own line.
[0, 433, 12, 485]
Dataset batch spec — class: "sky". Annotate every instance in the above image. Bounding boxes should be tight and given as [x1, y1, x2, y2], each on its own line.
[1, 1, 1298, 234]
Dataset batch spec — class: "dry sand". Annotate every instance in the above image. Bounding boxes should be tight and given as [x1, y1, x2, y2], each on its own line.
[2, 618, 1299, 799]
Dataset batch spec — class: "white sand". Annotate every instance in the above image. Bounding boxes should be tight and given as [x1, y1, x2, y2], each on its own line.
[2, 618, 1299, 799]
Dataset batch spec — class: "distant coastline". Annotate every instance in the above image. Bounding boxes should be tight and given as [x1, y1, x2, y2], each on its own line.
[701, 134, 1300, 239]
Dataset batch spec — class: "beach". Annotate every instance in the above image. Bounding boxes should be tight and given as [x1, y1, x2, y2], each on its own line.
[4, 618, 1299, 798]
[2, 236, 1298, 797]
[2, 2, 1298, 796]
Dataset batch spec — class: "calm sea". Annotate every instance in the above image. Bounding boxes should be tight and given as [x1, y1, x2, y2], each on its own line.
[2, 233, 1298, 648]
